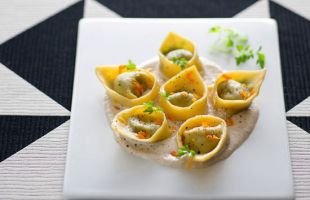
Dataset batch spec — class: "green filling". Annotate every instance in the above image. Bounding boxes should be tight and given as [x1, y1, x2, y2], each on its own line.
[217, 79, 247, 100]
[168, 91, 195, 107]
[183, 125, 222, 154]
[113, 72, 149, 98]
[128, 116, 160, 135]
[166, 49, 193, 61]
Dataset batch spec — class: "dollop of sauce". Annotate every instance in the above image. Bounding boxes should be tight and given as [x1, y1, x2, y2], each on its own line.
[104, 57, 259, 169]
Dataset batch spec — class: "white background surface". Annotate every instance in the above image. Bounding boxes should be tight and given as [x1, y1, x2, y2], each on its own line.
[64, 19, 294, 199]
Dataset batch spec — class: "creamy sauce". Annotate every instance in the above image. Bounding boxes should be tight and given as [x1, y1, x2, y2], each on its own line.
[104, 57, 259, 169]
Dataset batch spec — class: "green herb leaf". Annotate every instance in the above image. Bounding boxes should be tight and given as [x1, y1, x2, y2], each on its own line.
[209, 26, 221, 33]
[236, 45, 243, 52]
[208, 26, 266, 69]
[226, 38, 234, 48]
[171, 56, 188, 70]
[256, 46, 265, 69]
[125, 59, 137, 70]
[143, 102, 163, 114]
[234, 47, 254, 66]
[177, 145, 196, 157]
[161, 91, 170, 98]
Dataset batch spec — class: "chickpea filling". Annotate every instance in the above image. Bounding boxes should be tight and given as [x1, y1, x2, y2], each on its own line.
[217, 79, 251, 100]
[168, 91, 198, 107]
[182, 124, 222, 154]
[128, 115, 162, 139]
[166, 49, 193, 61]
[113, 72, 151, 99]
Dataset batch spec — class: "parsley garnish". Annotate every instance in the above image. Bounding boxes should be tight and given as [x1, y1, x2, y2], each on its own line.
[177, 145, 196, 157]
[161, 91, 170, 98]
[143, 102, 163, 114]
[171, 57, 188, 70]
[256, 46, 265, 69]
[208, 26, 221, 33]
[235, 45, 254, 66]
[125, 59, 137, 70]
[209, 26, 265, 68]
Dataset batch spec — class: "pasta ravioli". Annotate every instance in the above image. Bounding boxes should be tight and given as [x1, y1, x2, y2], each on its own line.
[112, 105, 170, 143]
[177, 115, 227, 162]
[159, 66, 208, 121]
[95, 65, 160, 107]
[212, 69, 266, 115]
[159, 32, 202, 77]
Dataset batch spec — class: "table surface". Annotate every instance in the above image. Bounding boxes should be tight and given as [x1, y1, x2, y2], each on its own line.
[0, 0, 309, 200]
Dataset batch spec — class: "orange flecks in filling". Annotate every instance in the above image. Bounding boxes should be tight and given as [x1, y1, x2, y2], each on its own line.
[137, 131, 150, 139]
[118, 65, 127, 74]
[240, 90, 248, 99]
[202, 121, 209, 127]
[170, 150, 178, 157]
[222, 74, 232, 80]
[132, 80, 145, 97]
[181, 92, 188, 97]
[226, 118, 234, 126]
[206, 134, 220, 140]
[186, 72, 195, 83]
[154, 118, 163, 125]
[167, 115, 175, 122]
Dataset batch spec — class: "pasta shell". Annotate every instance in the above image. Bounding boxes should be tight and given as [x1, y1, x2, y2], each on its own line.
[112, 105, 170, 143]
[159, 32, 202, 78]
[177, 115, 227, 162]
[159, 66, 208, 121]
[213, 69, 266, 114]
[96, 65, 160, 107]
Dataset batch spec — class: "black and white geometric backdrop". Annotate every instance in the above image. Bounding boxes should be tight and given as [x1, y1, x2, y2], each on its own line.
[0, 0, 309, 199]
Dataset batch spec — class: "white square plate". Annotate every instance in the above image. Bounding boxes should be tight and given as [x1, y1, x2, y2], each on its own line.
[64, 19, 294, 200]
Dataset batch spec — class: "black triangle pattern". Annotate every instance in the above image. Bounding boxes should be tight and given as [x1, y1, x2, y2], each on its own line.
[0, 116, 69, 162]
[96, 0, 257, 18]
[270, 1, 310, 111]
[288, 117, 310, 134]
[0, 0, 84, 111]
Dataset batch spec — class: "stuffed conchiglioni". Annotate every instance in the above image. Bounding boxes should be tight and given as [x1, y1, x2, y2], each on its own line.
[176, 115, 227, 162]
[159, 32, 202, 78]
[159, 66, 208, 121]
[95, 63, 160, 107]
[111, 103, 170, 143]
[213, 69, 266, 114]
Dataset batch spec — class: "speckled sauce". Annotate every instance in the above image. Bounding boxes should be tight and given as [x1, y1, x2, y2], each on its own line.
[103, 57, 259, 169]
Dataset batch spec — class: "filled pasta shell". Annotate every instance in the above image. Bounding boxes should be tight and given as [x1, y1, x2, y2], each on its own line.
[96, 65, 160, 107]
[159, 32, 202, 78]
[112, 105, 170, 143]
[177, 115, 227, 162]
[213, 69, 266, 114]
[159, 66, 208, 121]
